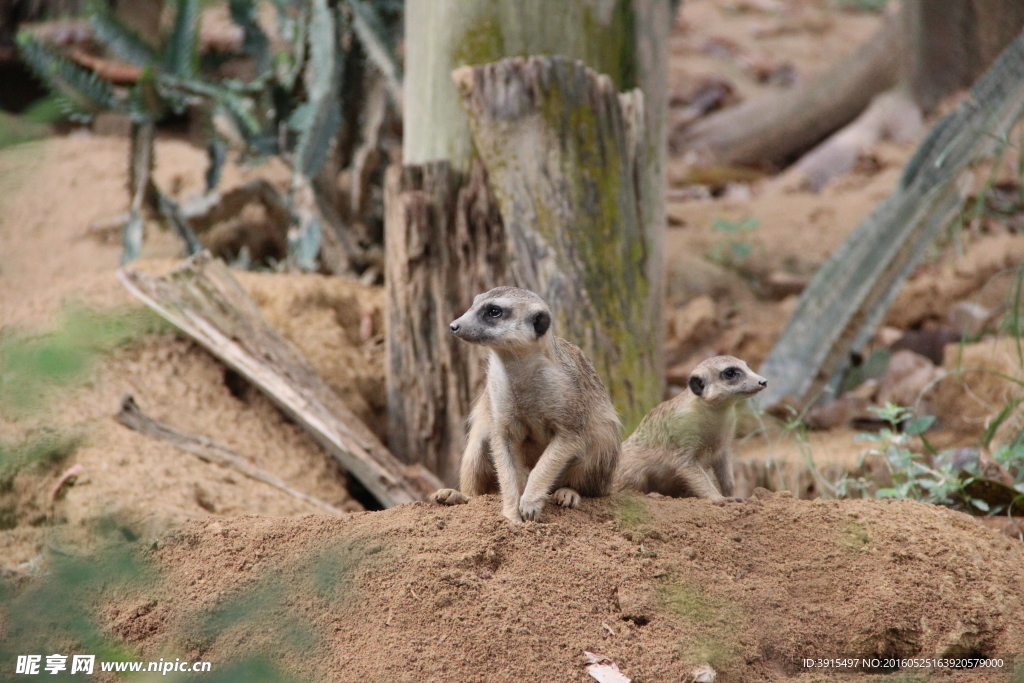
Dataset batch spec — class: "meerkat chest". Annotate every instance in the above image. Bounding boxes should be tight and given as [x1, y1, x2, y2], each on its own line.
[487, 356, 562, 443]
[660, 409, 731, 464]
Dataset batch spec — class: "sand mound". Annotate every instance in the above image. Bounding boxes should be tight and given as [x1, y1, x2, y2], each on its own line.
[102, 493, 1024, 682]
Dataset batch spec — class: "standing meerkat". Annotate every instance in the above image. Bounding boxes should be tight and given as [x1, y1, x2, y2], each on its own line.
[429, 287, 622, 523]
[615, 356, 766, 500]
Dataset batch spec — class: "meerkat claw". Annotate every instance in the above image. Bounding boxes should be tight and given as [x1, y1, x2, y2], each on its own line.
[551, 487, 581, 508]
[429, 488, 469, 506]
[518, 497, 545, 522]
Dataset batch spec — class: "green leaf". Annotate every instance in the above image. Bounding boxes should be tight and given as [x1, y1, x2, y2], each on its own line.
[16, 32, 121, 117]
[272, 0, 309, 91]
[88, 1, 157, 67]
[163, 0, 200, 78]
[206, 136, 227, 191]
[903, 415, 936, 436]
[289, 214, 322, 272]
[293, 0, 341, 178]
[875, 488, 900, 499]
[970, 498, 991, 512]
[121, 210, 144, 264]
[230, 0, 273, 75]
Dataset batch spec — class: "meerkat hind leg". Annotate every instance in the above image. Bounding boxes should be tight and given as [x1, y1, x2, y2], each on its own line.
[551, 487, 581, 508]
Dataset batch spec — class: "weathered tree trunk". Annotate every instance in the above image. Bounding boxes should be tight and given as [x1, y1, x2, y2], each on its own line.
[680, 0, 1024, 180]
[388, 0, 671, 485]
[455, 56, 661, 431]
[384, 160, 507, 485]
[758, 32, 1024, 409]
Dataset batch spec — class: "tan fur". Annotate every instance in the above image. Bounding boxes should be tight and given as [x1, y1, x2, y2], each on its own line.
[429, 287, 622, 523]
[615, 356, 766, 500]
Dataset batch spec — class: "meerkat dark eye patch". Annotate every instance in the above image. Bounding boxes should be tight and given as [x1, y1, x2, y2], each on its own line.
[688, 375, 705, 396]
[721, 367, 740, 380]
[481, 304, 503, 320]
[532, 310, 551, 337]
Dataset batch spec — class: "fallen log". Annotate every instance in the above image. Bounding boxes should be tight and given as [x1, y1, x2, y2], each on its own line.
[115, 394, 346, 515]
[758, 31, 1024, 409]
[117, 252, 442, 508]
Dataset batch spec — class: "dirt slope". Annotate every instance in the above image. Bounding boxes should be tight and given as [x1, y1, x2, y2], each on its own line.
[104, 492, 1024, 683]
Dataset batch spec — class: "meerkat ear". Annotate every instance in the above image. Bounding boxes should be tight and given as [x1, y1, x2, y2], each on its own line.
[532, 310, 551, 337]
[688, 375, 705, 396]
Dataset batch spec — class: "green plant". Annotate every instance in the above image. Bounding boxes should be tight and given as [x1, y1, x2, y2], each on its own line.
[832, 402, 1024, 514]
[705, 217, 762, 270]
[860, 404, 963, 505]
[832, 0, 890, 11]
[18, 0, 404, 271]
[0, 432, 80, 491]
[0, 306, 169, 413]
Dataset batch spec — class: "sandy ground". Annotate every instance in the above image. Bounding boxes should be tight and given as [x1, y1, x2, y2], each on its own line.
[98, 493, 1024, 682]
[0, 136, 390, 572]
[1, 0, 1023, 679]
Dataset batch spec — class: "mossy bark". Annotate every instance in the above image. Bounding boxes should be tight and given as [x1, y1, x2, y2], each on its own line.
[389, 0, 672, 481]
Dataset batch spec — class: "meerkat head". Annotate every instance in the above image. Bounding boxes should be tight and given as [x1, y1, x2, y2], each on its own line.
[449, 286, 552, 351]
[686, 355, 766, 407]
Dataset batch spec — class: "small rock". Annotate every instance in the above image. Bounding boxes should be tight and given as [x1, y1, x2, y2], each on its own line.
[667, 296, 717, 350]
[877, 349, 941, 409]
[761, 271, 808, 300]
[890, 327, 961, 365]
[687, 663, 717, 683]
[948, 302, 997, 339]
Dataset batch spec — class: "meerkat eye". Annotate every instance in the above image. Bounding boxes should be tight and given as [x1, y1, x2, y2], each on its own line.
[486, 306, 503, 318]
[722, 367, 740, 380]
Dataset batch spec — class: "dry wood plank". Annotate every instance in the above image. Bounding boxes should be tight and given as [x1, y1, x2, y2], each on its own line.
[117, 252, 441, 507]
[759, 32, 1024, 408]
[115, 394, 345, 515]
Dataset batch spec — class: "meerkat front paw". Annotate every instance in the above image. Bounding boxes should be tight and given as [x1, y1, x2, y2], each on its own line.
[429, 488, 469, 506]
[551, 487, 581, 508]
[518, 495, 546, 522]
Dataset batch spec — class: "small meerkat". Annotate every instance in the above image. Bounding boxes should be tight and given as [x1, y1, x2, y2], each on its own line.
[615, 356, 766, 500]
[429, 287, 621, 523]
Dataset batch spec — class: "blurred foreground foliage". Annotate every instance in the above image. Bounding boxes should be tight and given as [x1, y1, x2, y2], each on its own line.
[0, 533, 382, 681]
[0, 306, 170, 413]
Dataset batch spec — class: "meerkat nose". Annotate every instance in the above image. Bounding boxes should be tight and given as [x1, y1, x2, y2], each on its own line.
[758, 379, 767, 387]
[450, 323, 460, 334]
